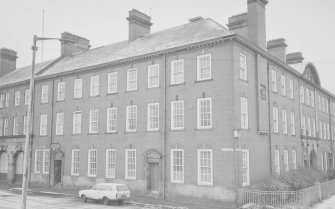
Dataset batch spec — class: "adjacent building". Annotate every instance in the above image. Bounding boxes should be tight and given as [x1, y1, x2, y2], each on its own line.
[0, 0, 334, 204]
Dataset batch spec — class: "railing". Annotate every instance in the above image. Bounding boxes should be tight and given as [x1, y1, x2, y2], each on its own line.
[237, 179, 335, 208]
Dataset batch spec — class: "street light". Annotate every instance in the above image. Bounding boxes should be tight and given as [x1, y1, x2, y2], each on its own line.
[21, 35, 76, 209]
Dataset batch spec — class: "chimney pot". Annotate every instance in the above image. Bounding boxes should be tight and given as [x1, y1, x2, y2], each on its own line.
[189, 16, 204, 23]
[227, 13, 248, 39]
[287, 52, 304, 64]
[0, 48, 17, 77]
[247, 0, 268, 49]
[127, 9, 152, 41]
[267, 38, 287, 62]
[61, 32, 90, 57]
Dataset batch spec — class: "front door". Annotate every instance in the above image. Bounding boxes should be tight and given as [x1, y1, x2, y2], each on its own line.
[54, 160, 62, 184]
[15, 152, 24, 184]
[148, 163, 159, 192]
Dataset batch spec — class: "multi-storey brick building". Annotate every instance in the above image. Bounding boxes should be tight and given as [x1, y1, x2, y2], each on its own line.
[1, 0, 335, 204]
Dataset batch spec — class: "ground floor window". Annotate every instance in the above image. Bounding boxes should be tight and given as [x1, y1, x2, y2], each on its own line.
[197, 149, 212, 185]
[106, 149, 116, 178]
[71, 149, 80, 176]
[34, 150, 43, 173]
[43, 150, 50, 174]
[125, 149, 136, 180]
[242, 149, 250, 186]
[88, 149, 97, 177]
[274, 149, 280, 175]
[0, 152, 8, 173]
[171, 149, 184, 183]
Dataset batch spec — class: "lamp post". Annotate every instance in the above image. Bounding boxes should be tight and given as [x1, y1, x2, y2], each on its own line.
[21, 35, 75, 209]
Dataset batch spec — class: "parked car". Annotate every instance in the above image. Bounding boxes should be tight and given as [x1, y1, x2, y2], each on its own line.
[79, 183, 131, 205]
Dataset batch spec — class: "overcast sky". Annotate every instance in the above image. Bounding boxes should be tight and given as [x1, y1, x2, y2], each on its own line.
[1, 0, 335, 93]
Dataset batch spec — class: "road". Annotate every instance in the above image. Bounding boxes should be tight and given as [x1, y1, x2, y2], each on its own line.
[0, 190, 145, 209]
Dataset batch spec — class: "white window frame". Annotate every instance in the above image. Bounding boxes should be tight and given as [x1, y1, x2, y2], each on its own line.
[311, 91, 315, 108]
[57, 81, 65, 101]
[319, 121, 323, 139]
[197, 98, 212, 129]
[106, 107, 117, 133]
[125, 149, 136, 180]
[312, 119, 316, 137]
[107, 72, 118, 94]
[41, 85, 49, 103]
[5, 92, 9, 107]
[292, 150, 297, 170]
[127, 69, 137, 91]
[71, 149, 80, 176]
[73, 78, 83, 99]
[289, 79, 294, 99]
[300, 86, 304, 104]
[171, 149, 184, 183]
[0, 118, 3, 136]
[307, 117, 311, 137]
[274, 149, 280, 176]
[39, 114, 47, 136]
[73, 111, 82, 134]
[306, 88, 310, 106]
[283, 149, 289, 172]
[106, 149, 116, 178]
[197, 149, 213, 186]
[171, 100, 184, 130]
[89, 109, 99, 134]
[147, 103, 159, 131]
[0, 94, 4, 108]
[14, 90, 20, 106]
[88, 149, 97, 177]
[56, 112, 64, 135]
[43, 149, 50, 174]
[290, 112, 295, 136]
[197, 54, 211, 81]
[281, 74, 286, 96]
[23, 115, 28, 135]
[126, 105, 137, 132]
[24, 89, 29, 105]
[0, 152, 8, 173]
[3, 117, 8, 136]
[13, 116, 19, 135]
[273, 106, 278, 133]
[282, 109, 287, 134]
[171, 59, 184, 85]
[241, 149, 250, 186]
[239, 53, 247, 81]
[90, 75, 99, 97]
[148, 64, 159, 88]
[241, 97, 248, 129]
[272, 70, 277, 92]
[34, 149, 43, 173]
[301, 115, 306, 136]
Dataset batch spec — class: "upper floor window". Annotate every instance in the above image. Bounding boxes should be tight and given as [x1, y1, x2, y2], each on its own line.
[0, 118, 3, 136]
[57, 81, 65, 101]
[89, 109, 99, 134]
[41, 85, 49, 103]
[14, 91, 20, 106]
[56, 112, 64, 135]
[148, 64, 159, 88]
[312, 119, 316, 137]
[239, 54, 247, 81]
[305, 88, 310, 106]
[13, 116, 19, 135]
[307, 117, 311, 137]
[5, 92, 9, 107]
[147, 103, 159, 131]
[311, 91, 315, 108]
[282, 109, 287, 134]
[127, 69, 137, 91]
[3, 118, 8, 136]
[106, 107, 117, 133]
[0, 94, 4, 108]
[273, 106, 278, 133]
[289, 79, 294, 99]
[90, 75, 99, 97]
[271, 70, 277, 92]
[241, 97, 248, 129]
[197, 98, 212, 129]
[23, 115, 28, 135]
[171, 100, 184, 130]
[300, 86, 304, 104]
[73, 111, 82, 134]
[283, 149, 289, 172]
[171, 59, 184, 85]
[126, 105, 137, 132]
[280, 75, 286, 96]
[317, 94, 321, 111]
[107, 72, 118, 94]
[24, 89, 30, 105]
[197, 54, 211, 81]
[39, 114, 47, 136]
[290, 112, 295, 136]
[292, 150, 297, 170]
[322, 97, 326, 112]
[301, 115, 306, 136]
[73, 78, 82, 99]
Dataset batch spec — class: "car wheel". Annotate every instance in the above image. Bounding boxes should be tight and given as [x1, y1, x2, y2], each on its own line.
[81, 194, 87, 202]
[102, 197, 110, 205]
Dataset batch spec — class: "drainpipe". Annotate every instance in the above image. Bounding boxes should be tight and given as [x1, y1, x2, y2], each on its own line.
[48, 79, 55, 187]
[266, 62, 273, 174]
[328, 98, 333, 168]
[162, 54, 167, 200]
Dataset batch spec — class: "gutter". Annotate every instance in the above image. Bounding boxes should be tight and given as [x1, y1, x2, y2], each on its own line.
[162, 55, 167, 200]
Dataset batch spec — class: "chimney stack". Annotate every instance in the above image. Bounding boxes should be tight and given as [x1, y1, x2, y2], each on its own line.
[227, 13, 248, 39]
[127, 9, 152, 41]
[247, 0, 268, 49]
[0, 48, 17, 77]
[267, 38, 287, 63]
[61, 32, 90, 57]
[286, 52, 304, 64]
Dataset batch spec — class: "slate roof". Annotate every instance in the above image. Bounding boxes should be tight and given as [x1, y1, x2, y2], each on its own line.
[38, 18, 233, 77]
[0, 59, 56, 88]
[289, 62, 309, 75]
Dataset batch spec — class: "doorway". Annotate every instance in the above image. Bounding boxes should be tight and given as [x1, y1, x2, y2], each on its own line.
[147, 163, 159, 192]
[15, 152, 24, 184]
[310, 149, 317, 168]
[54, 160, 62, 185]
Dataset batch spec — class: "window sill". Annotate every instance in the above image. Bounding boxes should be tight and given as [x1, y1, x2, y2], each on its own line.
[72, 133, 82, 136]
[125, 177, 136, 181]
[146, 129, 160, 133]
[126, 89, 138, 93]
[55, 134, 64, 136]
[197, 183, 213, 187]
[196, 127, 213, 131]
[195, 78, 213, 83]
[105, 131, 117, 134]
[171, 181, 184, 184]
[56, 99, 65, 102]
[169, 82, 185, 87]
[40, 102, 49, 104]
[89, 94, 100, 98]
[88, 133, 99, 135]
[125, 131, 138, 134]
[239, 78, 248, 83]
[147, 86, 160, 89]
[106, 92, 118, 96]
[73, 97, 82, 100]
[170, 128, 185, 132]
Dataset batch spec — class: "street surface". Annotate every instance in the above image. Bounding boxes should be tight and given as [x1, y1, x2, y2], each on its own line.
[0, 189, 144, 209]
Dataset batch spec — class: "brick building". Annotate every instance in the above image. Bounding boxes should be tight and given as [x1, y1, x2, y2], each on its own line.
[0, 0, 335, 203]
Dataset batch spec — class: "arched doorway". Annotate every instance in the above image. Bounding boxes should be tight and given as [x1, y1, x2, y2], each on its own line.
[0, 152, 8, 181]
[310, 149, 317, 168]
[52, 151, 64, 186]
[143, 150, 161, 194]
[15, 151, 24, 184]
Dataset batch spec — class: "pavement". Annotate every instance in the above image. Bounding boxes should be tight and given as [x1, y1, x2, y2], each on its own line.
[312, 195, 335, 209]
[0, 182, 234, 209]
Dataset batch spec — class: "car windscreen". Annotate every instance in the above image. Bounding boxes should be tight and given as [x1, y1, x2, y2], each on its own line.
[116, 186, 129, 192]
[100, 186, 114, 191]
